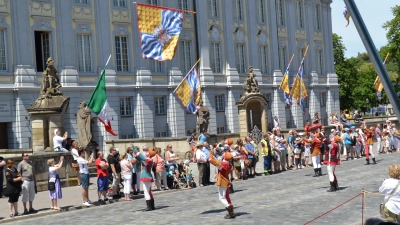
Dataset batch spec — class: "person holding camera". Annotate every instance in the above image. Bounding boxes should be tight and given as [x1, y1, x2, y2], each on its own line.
[78, 148, 94, 206]
[17, 152, 37, 214]
[53, 129, 69, 152]
[48, 156, 64, 210]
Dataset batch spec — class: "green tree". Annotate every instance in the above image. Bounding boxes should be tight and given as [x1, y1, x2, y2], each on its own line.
[333, 33, 358, 111]
[382, 5, 400, 90]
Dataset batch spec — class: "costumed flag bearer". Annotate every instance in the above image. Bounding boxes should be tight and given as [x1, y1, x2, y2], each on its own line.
[130, 143, 156, 211]
[324, 136, 342, 192]
[208, 146, 236, 219]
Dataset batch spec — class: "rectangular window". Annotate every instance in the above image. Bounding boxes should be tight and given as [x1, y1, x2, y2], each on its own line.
[0, 29, 6, 71]
[276, 0, 285, 26]
[235, 0, 243, 20]
[75, 0, 89, 4]
[179, 40, 192, 73]
[208, 0, 219, 18]
[34, 31, 50, 72]
[76, 34, 92, 72]
[259, 45, 268, 74]
[217, 126, 225, 134]
[150, 60, 164, 73]
[320, 92, 326, 107]
[210, 42, 221, 73]
[264, 93, 271, 109]
[120, 97, 132, 116]
[113, 0, 126, 7]
[278, 47, 286, 73]
[316, 49, 323, 75]
[258, 0, 266, 23]
[235, 44, 245, 74]
[215, 94, 225, 112]
[154, 96, 166, 115]
[178, 0, 189, 11]
[147, 0, 158, 5]
[121, 134, 134, 139]
[315, 4, 321, 30]
[115, 36, 128, 72]
[296, 1, 304, 28]
[155, 131, 167, 137]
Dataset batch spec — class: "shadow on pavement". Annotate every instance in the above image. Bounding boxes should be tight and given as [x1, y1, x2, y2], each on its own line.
[130, 206, 170, 212]
[200, 206, 242, 215]
[235, 212, 250, 217]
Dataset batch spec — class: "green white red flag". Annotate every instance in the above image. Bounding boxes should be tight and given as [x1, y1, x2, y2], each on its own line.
[87, 55, 117, 136]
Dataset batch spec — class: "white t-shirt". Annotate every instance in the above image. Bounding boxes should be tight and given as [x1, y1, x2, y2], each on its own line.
[77, 157, 89, 174]
[195, 149, 206, 163]
[379, 178, 400, 215]
[71, 148, 79, 160]
[53, 136, 64, 148]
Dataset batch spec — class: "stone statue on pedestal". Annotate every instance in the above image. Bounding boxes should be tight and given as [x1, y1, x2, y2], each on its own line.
[196, 100, 210, 135]
[77, 102, 92, 147]
[40, 57, 62, 99]
[243, 66, 260, 94]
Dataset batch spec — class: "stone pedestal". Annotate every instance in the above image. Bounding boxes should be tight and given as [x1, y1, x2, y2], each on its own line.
[28, 96, 70, 152]
[236, 93, 269, 139]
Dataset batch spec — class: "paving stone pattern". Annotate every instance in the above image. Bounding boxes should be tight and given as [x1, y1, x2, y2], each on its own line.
[1, 143, 397, 225]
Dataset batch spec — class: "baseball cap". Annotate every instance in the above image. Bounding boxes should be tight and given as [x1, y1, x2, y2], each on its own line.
[331, 129, 335, 132]
[196, 142, 203, 148]
[344, 128, 349, 131]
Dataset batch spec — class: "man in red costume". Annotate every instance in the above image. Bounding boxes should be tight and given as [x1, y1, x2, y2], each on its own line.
[324, 136, 341, 192]
[208, 146, 235, 219]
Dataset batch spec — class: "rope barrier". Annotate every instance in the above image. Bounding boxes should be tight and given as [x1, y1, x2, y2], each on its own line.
[303, 193, 362, 225]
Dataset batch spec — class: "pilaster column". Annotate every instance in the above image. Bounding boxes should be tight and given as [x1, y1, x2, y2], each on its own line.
[267, 0, 279, 71]
[222, 0, 239, 85]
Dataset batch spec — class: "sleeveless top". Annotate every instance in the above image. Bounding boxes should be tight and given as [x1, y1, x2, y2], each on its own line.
[167, 151, 177, 164]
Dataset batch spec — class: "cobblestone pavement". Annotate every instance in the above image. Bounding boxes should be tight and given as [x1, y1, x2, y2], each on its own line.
[4, 144, 398, 225]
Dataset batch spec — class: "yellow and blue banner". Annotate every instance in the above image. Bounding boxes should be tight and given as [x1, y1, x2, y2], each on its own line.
[280, 54, 294, 106]
[343, 6, 351, 27]
[174, 67, 201, 114]
[374, 53, 389, 101]
[290, 59, 308, 102]
[136, 3, 183, 61]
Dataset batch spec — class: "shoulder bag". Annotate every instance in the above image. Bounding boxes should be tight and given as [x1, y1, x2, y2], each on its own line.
[48, 172, 56, 191]
[380, 180, 400, 219]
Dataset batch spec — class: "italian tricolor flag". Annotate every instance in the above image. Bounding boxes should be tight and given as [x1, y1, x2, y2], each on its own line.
[87, 56, 117, 136]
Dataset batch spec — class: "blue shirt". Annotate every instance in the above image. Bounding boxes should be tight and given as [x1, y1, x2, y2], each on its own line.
[199, 134, 207, 144]
[127, 154, 136, 173]
[202, 147, 210, 159]
[344, 132, 352, 145]
[245, 142, 254, 159]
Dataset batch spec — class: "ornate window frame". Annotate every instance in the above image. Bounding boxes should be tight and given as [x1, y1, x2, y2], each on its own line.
[74, 22, 95, 73]
[0, 16, 10, 73]
[112, 23, 132, 73]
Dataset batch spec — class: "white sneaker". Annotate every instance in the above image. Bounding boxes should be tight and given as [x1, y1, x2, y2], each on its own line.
[83, 202, 91, 207]
[88, 200, 94, 204]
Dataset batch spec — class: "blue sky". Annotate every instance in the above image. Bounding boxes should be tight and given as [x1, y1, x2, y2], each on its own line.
[331, 1, 397, 58]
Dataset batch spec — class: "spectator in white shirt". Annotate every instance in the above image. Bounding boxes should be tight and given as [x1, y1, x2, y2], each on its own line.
[77, 148, 94, 207]
[195, 143, 206, 187]
[379, 164, 400, 222]
[53, 129, 69, 152]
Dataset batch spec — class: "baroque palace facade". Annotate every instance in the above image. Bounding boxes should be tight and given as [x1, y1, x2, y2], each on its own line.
[0, 0, 339, 149]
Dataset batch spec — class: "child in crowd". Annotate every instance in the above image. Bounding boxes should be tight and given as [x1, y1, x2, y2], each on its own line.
[294, 137, 301, 169]
[384, 131, 391, 154]
[183, 160, 193, 189]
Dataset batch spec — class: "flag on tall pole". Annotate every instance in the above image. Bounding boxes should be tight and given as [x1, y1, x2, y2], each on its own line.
[290, 46, 309, 114]
[374, 53, 389, 101]
[136, 3, 185, 61]
[280, 54, 294, 105]
[343, 6, 351, 27]
[87, 55, 117, 136]
[174, 59, 201, 114]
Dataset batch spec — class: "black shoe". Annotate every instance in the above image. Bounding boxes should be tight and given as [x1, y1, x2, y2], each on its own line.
[334, 180, 339, 190]
[365, 159, 370, 165]
[143, 200, 153, 211]
[372, 158, 376, 164]
[150, 199, 155, 210]
[113, 194, 121, 199]
[312, 169, 319, 177]
[327, 182, 335, 192]
[318, 168, 322, 176]
[224, 205, 236, 219]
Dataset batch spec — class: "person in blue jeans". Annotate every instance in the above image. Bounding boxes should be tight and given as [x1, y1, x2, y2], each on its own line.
[343, 128, 353, 160]
[244, 137, 256, 177]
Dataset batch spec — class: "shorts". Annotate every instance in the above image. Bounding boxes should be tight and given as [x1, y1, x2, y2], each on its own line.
[21, 180, 35, 202]
[80, 173, 90, 188]
[97, 176, 109, 192]
[186, 174, 192, 182]
[274, 151, 281, 161]
[304, 148, 311, 157]
[289, 148, 295, 157]
[8, 193, 20, 203]
[294, 158, 300, 165]
[112, 173, 120, 186]
[234, 166, 241, 174]
[167, 163, 178, 171]
[132, 172, 137, 185]
[345, 144, 352, 154]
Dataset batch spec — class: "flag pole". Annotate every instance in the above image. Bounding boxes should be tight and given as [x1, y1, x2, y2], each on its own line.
[301, 46, 309, 100]
[383, 52, 390, 64]
[173, 58, 201, 93]
[134, 2, 196, 14]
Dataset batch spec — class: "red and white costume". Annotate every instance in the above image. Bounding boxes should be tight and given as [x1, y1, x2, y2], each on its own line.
[324, 136, 341, 192]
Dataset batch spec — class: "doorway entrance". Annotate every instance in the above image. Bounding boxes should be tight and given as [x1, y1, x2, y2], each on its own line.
[0, 122, 9, 149]
[246, 101, 262, 133]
